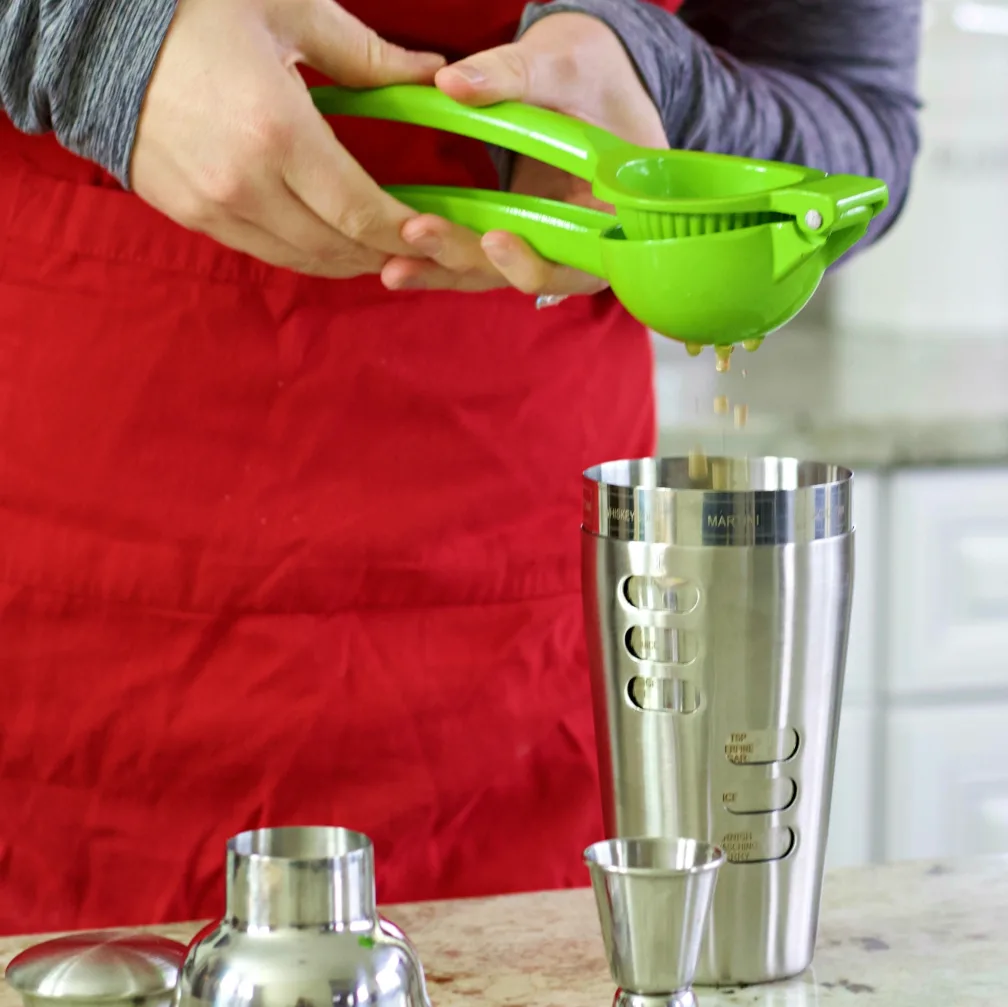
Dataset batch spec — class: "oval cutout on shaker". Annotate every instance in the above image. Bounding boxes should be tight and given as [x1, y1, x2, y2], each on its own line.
[623, 576, 700, 613]
[723, 728, 800, 765]
[627, 676, 701, 714]
[625, 626, 699, 664]
[722, 777, 797, 814]
[718, 826, 796, 864]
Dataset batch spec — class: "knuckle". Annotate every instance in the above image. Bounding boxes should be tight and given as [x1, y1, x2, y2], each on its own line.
[242, 104, 295, 161]
[196, 163, 249, 211]
[360, 29, 390, 73]
[163, 187, 216, 232]
[496, 47, 530, 91]
[512, 269, 553, 296]
[335, 202, 383, 241]
[304, 248, 383, 279]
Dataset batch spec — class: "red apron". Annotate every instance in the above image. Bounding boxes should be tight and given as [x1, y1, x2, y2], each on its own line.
[0, 0, 678, 934]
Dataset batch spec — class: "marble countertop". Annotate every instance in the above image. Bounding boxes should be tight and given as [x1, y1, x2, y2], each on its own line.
[2, 856, 1006, 1007]
[653, 326, 1008, 468]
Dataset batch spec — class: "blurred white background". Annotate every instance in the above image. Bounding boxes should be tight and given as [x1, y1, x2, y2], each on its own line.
[651, 0, 1008, 869]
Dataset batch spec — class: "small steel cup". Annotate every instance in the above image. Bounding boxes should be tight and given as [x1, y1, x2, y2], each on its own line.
[585, 837, 725, 1007]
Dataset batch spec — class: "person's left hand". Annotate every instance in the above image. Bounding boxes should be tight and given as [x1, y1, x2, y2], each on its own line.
[379, 12, 667, 297]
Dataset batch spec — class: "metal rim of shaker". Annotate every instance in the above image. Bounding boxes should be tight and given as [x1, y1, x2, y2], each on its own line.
[582, 455, 853, 544]
[583, 837, 727, 877]
[582, 456, 853, 490]
[226, 825, 372, 862]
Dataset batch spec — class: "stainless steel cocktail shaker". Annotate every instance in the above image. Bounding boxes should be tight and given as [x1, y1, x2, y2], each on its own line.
[175, 827, 431, 1007]
[582, 456, 854, 985]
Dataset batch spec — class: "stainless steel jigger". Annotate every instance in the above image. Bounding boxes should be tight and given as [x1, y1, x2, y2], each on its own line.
[585, 838, 725, 1007]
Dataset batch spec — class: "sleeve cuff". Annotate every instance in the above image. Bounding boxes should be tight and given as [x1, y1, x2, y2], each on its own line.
[56, 0, 179, 188]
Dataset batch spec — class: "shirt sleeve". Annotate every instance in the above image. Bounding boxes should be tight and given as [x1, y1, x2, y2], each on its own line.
[518, 0, 923, 242]
[0, 0, 178, 187]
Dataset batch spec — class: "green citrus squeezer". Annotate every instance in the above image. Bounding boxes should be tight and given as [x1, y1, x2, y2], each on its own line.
[311, 84, 889, 361]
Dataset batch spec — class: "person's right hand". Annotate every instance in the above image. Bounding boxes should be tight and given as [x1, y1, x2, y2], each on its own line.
[131, 0, 445, 277]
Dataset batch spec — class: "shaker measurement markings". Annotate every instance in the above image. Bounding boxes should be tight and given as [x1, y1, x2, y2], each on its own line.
[721, 832, 758, 858]
[707, 513, 761, 529]
[606, 507, 636, 523]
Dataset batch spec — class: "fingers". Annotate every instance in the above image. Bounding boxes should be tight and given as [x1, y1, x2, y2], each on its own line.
[382, 215, 607, 295]
[434, 19, 590, 108]
[382, 259, 504, 293]
[240, 183, 390, 276]
[281, 96, 424, 258]
[202, 213, 379, 277]
[481, 232, 608, 295]
[293, 0, 445, 86]
[435, 42, 536, 106]
[382, 214, 502, 291]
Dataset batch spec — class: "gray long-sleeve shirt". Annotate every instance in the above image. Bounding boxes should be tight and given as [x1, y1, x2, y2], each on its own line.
[0, 0, 922, 242]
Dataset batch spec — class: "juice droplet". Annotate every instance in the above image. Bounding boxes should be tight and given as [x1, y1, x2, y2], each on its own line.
[734, 403, 749, 429]
[688, 447, 709, 481]
[742, 338, 763, 353]
[713, 394, 730, 415]
[684, 342, 703, 357]
[714, 346, 733, 372]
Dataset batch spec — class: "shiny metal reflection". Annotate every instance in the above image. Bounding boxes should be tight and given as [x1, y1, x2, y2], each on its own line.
[585, 838, 724, 1007]
[583, 456, 852, 545]
[5, 932, 185, 1007]
[175, 826, 430, 1007]
[627, 676, 700, 714]
[582, 457, 854, 984]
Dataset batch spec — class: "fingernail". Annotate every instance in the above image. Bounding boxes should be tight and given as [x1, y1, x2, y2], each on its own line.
[451, 63, 486, 85]
[405, 230, 441, 255]
[483, 238, 512, 265]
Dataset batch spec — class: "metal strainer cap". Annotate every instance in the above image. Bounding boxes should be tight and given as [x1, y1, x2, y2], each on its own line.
[5, 932, 186, 1006]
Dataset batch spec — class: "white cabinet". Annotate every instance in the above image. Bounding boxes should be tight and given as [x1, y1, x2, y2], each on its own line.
[829, 0, 1008, 337]
[826, 705, 876, 869]
[887, 468, 1008, 696]
[884, 703, 1008, 860]
[823, 471, 880, 869]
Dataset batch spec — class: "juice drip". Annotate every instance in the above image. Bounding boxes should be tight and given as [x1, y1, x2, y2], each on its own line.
[688, 447, 709, 482]
[710, 457, 731, 490]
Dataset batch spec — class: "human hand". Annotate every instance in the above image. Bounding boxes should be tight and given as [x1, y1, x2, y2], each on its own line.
[380, 12, 667, 296]
[131, 0, 445, 277]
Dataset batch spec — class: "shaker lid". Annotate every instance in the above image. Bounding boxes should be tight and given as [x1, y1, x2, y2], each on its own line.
[4, 931, 186, 1002]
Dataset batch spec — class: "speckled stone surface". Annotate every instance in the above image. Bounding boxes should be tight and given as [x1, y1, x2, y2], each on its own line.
[2, 857, 1006, 1006]
[652, 327, 1008, 469]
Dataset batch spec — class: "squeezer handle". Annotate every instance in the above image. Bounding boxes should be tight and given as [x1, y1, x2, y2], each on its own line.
[311, 84, 615, 181]
[386, 185, 611, 279]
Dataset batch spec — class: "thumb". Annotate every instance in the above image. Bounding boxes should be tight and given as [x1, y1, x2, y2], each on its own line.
[435, 43, 545, 107]
[297, 2, 445, 86]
